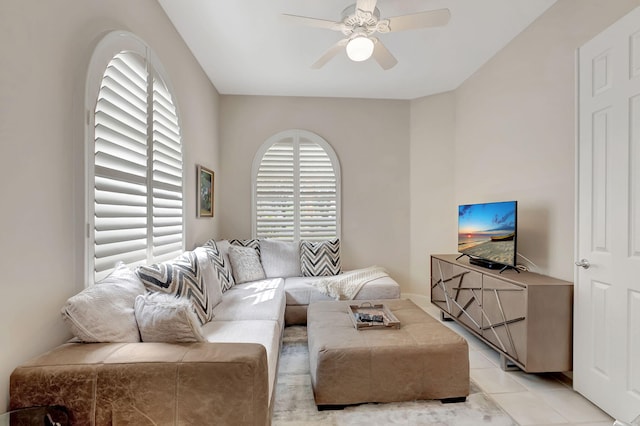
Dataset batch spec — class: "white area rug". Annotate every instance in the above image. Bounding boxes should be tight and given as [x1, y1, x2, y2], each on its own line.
[272, 326, 516, 426]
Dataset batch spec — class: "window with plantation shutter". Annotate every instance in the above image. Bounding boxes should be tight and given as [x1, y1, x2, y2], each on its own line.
[87, 32, 183, 283]
[252, 130, 340, 241]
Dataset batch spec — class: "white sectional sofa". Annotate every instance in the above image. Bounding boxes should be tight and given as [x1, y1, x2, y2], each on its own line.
[219, 238, 401, 325]
[10, 238, 400, 425]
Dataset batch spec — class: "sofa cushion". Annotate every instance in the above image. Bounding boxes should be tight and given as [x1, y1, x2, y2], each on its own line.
[349, 274, 402, 300]
[134, 292, 205, 343]
[300, 238, 341, 276]
[212, 278, 286, 329]
[201, 319, 280, 401]
[204, 239, 235, 292]
[284, 275, 401, 305]
[228, 245, 266, 284]
[283, 277, 333, 306]
[136, 251, 212, 324]
[61, 262, 145, 342]
[260, 239, 301, 278]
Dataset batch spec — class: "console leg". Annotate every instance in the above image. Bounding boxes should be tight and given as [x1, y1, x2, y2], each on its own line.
[440, 311, 453, 322]
[500, 354, 520, 371]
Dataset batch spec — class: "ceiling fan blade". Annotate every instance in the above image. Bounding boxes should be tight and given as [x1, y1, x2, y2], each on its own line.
[282, 14, 343, 31]
[387, 8, 451, 32]
[356, 0, 377, 14]
[372, 39, 397, 70]
[311, 39, 349, 69]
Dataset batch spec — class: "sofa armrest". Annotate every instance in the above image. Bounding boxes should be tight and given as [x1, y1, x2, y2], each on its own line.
[10, 342, 270, 426]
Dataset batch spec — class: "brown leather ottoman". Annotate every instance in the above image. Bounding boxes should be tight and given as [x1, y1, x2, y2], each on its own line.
[307, 299, 469, 408]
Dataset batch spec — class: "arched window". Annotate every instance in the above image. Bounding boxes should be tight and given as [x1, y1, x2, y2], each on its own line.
[252, 130, 341, 241]
[86, 32, 183, 283]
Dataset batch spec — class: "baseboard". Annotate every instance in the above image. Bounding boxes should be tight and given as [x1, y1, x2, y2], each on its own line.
[400, 292, 429, 305]
[401, 293, 438, 317]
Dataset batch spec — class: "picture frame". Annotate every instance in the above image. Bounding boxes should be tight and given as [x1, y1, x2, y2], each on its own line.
[197, 165, 214, 217]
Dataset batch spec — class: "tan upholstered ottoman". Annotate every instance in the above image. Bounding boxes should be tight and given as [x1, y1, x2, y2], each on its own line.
[307, 299, 469, 408]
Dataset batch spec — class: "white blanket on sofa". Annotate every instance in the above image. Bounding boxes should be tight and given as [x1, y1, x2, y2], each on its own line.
[310, 266, 389, 300]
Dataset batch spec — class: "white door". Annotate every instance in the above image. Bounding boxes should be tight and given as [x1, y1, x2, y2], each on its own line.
[576, 6, 640, 422]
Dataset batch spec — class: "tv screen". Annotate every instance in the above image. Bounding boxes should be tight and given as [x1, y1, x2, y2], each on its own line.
[458, 201, 517, 267]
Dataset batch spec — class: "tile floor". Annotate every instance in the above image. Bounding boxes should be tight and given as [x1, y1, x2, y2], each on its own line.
[408, 295, 615, 426]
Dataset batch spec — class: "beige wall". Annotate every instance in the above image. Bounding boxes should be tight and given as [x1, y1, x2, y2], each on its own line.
[219, 95, 411, 285]
[408, 93, 457, 295]
[453, 0, 640, 282]
[0, 0, 220, 411]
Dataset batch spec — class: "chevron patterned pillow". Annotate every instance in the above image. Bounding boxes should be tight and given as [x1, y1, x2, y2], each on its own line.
[136, 250, 212, 324]
[229, 238, 261, 257]
[203, 239, 235, 292]
[300, 238, 342, 277]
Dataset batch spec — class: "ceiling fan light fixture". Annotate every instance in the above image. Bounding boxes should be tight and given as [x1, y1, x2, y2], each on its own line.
[346, 36, 374, 62]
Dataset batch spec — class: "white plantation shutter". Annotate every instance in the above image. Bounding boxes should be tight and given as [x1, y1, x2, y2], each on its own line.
[299, 141, 338, 240]
[94, 52, 149, 279]
[151, 72, 183, 262]
[88, 33, 183, 283]
[253, 130, 340, 241]
[255, 139, 295, 239]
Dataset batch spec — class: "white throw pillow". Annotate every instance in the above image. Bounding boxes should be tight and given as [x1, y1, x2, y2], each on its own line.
[228, 245, 266, 284]
[260, 239, 301, 278]
[134, 292, 205, 343]
[61, 262, 145, 342]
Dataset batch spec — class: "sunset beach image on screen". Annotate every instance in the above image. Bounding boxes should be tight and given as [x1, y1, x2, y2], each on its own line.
[458, 201, 517, 266]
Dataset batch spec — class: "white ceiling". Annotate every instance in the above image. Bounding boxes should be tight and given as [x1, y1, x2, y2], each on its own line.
[158, 0, 557, 100]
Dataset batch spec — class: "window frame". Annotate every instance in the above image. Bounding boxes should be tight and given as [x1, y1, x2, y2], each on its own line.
[251, 129, 341, 241]
[85, 31, 185, 285]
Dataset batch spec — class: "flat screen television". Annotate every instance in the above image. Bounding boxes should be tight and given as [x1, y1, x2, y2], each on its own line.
[457, 201, 517, 271]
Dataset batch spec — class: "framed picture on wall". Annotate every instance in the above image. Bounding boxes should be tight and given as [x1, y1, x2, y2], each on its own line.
[197, 165, 214, 217]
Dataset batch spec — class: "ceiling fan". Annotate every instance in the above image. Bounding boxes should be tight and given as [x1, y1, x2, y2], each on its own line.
[283, 0, 450, 70]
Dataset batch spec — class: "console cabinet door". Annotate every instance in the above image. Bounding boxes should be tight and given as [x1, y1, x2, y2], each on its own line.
[481, 277, 527, 364]
[431, 257, 483, 332]
[431, 257, 453, 314]
[448, 265, 483, 333]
